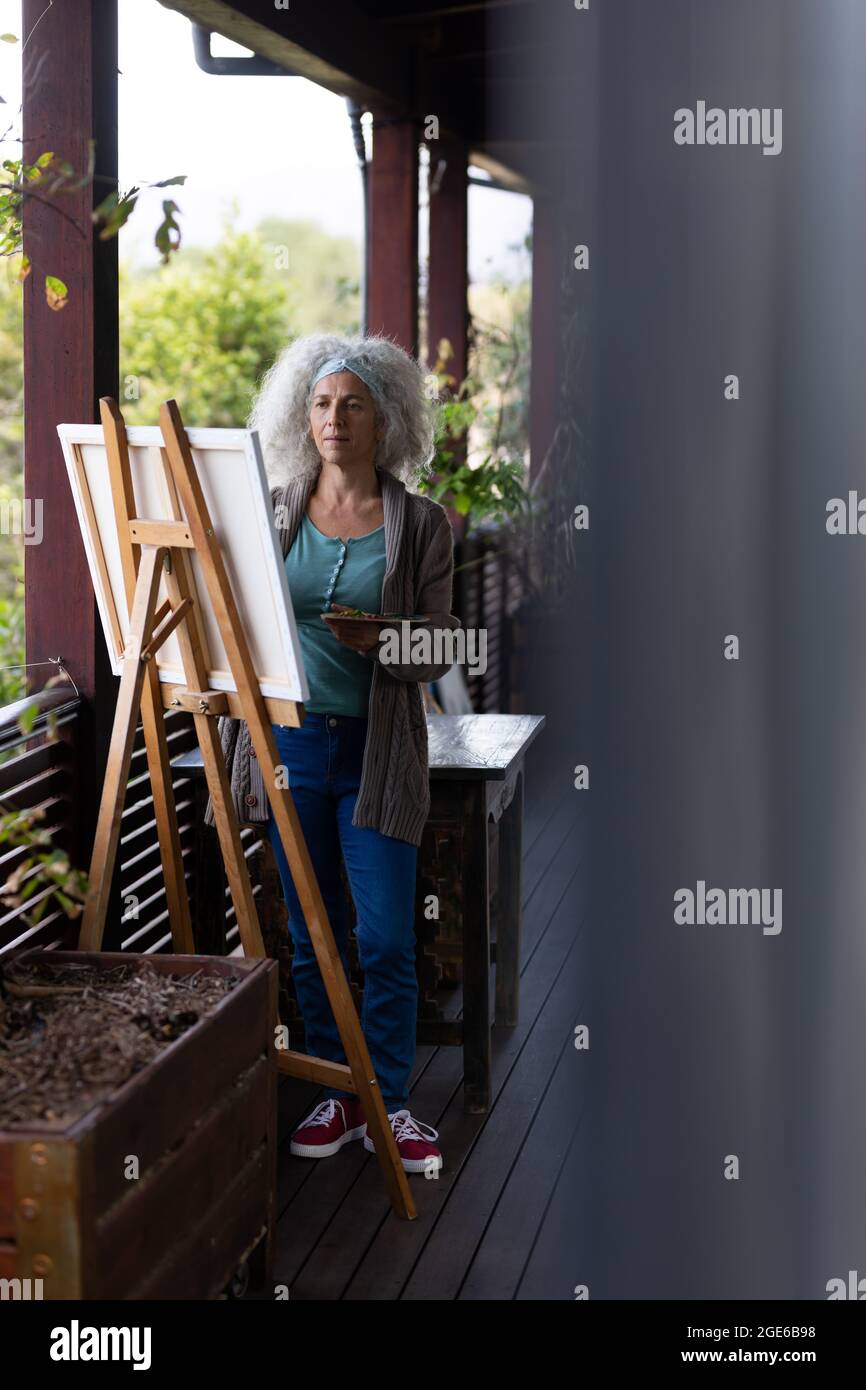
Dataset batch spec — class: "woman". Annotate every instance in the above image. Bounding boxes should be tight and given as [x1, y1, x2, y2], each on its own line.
[212, 333, 461, 1174]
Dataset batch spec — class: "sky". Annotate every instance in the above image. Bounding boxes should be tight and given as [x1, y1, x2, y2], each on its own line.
[0, 0, 532, 283]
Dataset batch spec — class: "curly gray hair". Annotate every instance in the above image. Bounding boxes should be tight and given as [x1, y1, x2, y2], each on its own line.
[248, 333, 438, 488]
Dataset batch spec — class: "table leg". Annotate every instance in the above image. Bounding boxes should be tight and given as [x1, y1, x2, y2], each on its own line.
[462, 781, 492, 1112]
[494, 766, 523, 1027]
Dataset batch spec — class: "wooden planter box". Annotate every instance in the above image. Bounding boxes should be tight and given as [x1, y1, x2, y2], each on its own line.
[0, 951, 278, 1300]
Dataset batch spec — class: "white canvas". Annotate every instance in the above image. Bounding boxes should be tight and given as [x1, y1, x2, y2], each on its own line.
[56, 423, 309, 706]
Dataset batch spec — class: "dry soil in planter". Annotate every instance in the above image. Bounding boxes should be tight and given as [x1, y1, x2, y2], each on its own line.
[0, 956, 239, 1128]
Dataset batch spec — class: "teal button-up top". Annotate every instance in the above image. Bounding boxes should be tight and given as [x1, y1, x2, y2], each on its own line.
[284, 512, 387, 717]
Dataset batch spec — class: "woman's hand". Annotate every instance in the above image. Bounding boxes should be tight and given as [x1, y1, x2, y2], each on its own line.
[329, 620, 380, 653]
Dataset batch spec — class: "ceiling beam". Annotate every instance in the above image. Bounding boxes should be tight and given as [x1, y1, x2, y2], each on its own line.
[158, 0, 412, 109]
[158, 0, 484, 151]
[467, 148, 533, 195]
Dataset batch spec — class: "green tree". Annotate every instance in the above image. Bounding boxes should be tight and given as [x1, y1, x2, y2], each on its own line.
[120, 225, 294, 427]
[0, 578, 24, 705]
[255, 217, 360, 336]
[467, 238, 532, 468]
[0, 262, 23, 494]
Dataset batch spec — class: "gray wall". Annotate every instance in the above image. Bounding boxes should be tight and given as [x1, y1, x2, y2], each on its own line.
[517, 0, 866, 1297]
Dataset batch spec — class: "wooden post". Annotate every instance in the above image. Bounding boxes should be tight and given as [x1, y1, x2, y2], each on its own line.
[22, 0, 119, 865]
[529, 193, 562, 484]
[368, 115, 419, 354]
[428, 136, 469, 388]
[428, 135, 470, 545]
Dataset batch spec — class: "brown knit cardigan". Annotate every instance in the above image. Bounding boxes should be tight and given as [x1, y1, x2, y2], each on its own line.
[204, 464, 461, 847]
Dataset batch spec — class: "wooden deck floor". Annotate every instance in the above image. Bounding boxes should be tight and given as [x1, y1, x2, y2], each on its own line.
[257, 718, 586, 1301]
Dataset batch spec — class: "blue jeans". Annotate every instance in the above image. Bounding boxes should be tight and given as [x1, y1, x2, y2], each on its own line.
[267, 713, 419, 1113]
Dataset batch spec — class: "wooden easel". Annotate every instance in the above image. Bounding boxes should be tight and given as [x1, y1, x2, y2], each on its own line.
[78, 397, 416, 1221]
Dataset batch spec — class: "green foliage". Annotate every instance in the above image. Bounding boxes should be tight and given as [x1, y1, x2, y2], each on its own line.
[0, 266, 25, 687]
[0, 149, 76, 256]
[0, 585, 24, 706]
[255, 217, 361, 335]
[421, 250, 532, 533]
[0, 138, 186, 303]
[94, 176, 186, 260]
[0, 688, 88, 927]
[424, 452, 528, 525]
[0, 150, 79, 307]
[120, 225, 294, 427]
[0, 259, 22, 412]
[0, 803, 89, 925]
[425, 365, 529, 527]
[0, 32, 184, 291]
[0, 262, 23, 623]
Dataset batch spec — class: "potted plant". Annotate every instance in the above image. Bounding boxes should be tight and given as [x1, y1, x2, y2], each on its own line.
[0, 694, 278, 1301]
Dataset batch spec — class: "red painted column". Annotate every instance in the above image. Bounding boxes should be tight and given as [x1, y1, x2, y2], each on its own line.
[427, 136, 469, 542]
[529, 193, 562, 484]
[22, 0, 119, 854]
[428, 136, 469, 388]
[367, 115, 419, 354]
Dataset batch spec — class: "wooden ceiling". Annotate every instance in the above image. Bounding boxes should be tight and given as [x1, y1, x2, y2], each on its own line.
[158, 0, 577, 193]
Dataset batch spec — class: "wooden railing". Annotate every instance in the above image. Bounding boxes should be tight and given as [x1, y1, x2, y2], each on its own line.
[114, 713, 200, 954]
[0, 690, 209, 959]
[456, 527, 525, 714]
[0, 687, 81, 957]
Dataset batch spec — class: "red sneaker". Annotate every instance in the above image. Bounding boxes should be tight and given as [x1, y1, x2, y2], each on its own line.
[364, 1108, 443, 1174]
[290, 1098, 367, 1158]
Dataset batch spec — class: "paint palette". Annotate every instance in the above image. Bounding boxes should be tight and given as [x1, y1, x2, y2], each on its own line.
[320, 604, 431, 636]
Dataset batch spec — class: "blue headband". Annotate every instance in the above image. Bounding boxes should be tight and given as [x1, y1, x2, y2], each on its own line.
[311, 354, 384, 399]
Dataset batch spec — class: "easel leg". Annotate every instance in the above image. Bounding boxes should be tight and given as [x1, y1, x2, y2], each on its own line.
[79, 548, 166, 951]
[100, 396, 195, 955]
